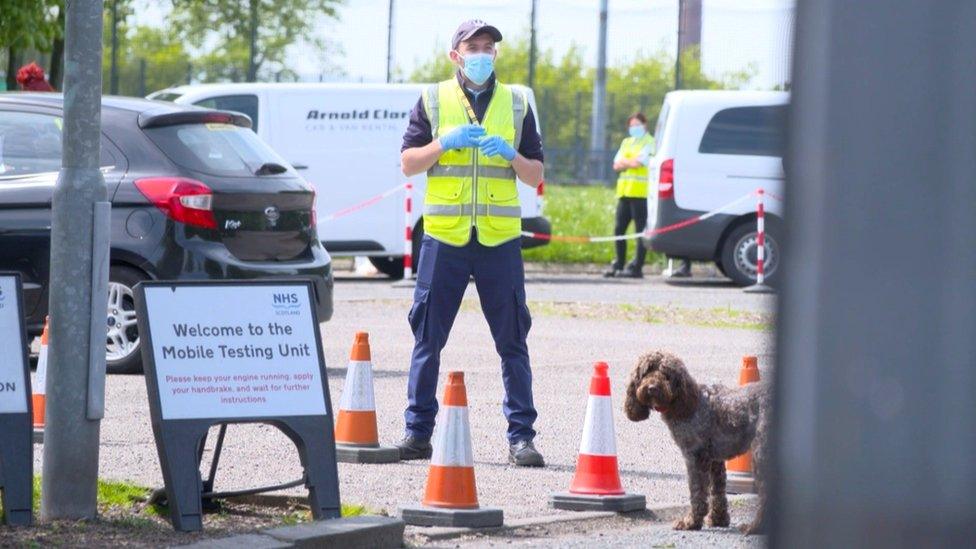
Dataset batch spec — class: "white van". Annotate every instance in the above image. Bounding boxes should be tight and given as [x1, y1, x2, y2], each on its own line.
[646, 90, 788, 286]
[148, 83, 549, 278]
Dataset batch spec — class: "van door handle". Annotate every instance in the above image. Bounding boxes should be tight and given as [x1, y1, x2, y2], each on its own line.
[292, 163, 308, 170]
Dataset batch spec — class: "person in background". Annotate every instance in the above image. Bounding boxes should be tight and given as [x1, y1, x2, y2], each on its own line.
[16, 62, 55, 92]
[605, 113, 654, 278]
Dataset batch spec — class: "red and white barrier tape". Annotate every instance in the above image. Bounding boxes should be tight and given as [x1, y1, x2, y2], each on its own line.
[522, 191, 758, 243]
[318, 183, 407, 222]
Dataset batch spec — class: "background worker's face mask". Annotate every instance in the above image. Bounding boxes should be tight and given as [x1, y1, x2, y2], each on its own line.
[629, 125, 646, 139]
[459, 52, 494, 86]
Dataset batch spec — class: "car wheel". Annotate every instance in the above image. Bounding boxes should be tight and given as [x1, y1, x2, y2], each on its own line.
[106, 265, 147, 375]
[714, 260, 727, 277]
[367, 221, 423, 279]
[719, 221, 780, 287]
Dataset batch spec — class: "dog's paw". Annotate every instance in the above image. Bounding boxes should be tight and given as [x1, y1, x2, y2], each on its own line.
[673, 514, 703, 531]
[706, 511, 730, 528]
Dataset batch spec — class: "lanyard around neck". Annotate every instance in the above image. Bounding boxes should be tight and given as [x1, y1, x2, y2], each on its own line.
[453, 81, 480, 125]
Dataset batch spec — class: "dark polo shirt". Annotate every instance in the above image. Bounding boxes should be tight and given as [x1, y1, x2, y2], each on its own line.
[400, 72, 544, 162]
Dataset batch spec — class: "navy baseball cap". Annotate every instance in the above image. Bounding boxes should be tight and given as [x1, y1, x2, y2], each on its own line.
[451, 20, 503, 50]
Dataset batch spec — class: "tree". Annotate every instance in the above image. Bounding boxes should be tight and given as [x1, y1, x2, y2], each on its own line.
[169, 0, 342, 82]
[0, 0, 61, 90]
[102, 24, 192, 96]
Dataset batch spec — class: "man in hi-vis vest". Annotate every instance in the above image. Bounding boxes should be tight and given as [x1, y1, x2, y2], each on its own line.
[399, 20, 546, 466]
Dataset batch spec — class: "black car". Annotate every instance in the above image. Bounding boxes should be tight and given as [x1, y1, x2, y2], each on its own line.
[0, 93, 333, 373]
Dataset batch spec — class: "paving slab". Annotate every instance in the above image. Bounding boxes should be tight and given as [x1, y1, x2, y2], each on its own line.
[263, 515, 404, 548]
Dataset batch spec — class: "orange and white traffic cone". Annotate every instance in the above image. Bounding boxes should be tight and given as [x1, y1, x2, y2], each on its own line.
[551, 362, 645, 512]
[400, 371, 503, 527]
[32, 317, 49, 430]
[727, 355, 761, 494]
[334, 332, 399, 463]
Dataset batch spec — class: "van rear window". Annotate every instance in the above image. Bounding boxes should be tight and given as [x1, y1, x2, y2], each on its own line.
[699, 106, 786, 157]
[143, 122, 289, 177]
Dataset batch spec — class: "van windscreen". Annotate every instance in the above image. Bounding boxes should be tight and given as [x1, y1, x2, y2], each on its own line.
[698, 105, 786, 157]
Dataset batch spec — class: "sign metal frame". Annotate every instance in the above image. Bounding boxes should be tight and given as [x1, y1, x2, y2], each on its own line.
[134, 279, 340, 532]
[0, 272, 34, 526]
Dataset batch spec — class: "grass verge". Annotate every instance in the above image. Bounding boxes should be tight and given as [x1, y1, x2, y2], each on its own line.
[2, 477, 372, 546]
[523, 183, 663, 265]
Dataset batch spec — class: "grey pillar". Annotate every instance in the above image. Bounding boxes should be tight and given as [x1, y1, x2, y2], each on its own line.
[41, 0, 107, 521]
[772, 1, 976, 547]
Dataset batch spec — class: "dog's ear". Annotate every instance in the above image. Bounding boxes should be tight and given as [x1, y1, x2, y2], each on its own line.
[662, 355, 699, 419]
[624, 352, 659, 422]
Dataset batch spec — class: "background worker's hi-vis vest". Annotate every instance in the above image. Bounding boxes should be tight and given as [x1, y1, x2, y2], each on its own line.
[421, 78, 527, 247]
[615, 133, 654, 198]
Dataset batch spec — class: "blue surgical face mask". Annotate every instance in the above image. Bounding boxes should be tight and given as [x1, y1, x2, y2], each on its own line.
[460, 52, 494, 86]
[629, 125, 646, 139]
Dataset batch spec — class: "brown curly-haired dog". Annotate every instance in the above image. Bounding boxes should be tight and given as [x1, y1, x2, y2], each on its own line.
[624, 350, 769, 534]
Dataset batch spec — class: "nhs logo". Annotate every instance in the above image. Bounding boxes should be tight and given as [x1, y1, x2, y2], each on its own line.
[272, 292, 301, 315]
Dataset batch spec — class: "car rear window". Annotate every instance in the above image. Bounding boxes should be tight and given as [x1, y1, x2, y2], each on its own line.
[143, 122, 289, 177]
[698, 105, 786, 157]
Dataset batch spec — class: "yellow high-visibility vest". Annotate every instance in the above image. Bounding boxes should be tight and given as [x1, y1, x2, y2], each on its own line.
[615, 133, 654, 198]
[421, 78, 528, 247]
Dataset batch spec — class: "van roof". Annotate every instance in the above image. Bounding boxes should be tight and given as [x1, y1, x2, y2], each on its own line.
[664, 89, 789, 108]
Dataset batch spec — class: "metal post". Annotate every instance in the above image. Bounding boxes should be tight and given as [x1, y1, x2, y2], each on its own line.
[137, 58, 146, 97]
[109, 0, 119, 95]
[42, 0, 108, 521]
[402, 183, 413, 280]
[743, 189, 772, 293]
[589, 0, 608, 179]
[528, 0, 538, 88]
[247, 0, 258, 82]
[385, 0, 395, 83]
[675, 0, 702, 90]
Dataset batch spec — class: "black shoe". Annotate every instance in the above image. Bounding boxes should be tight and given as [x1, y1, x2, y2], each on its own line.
[603, 265, 622, 278]
[396, 435, 432, 460]
[509, 440, 545, 467]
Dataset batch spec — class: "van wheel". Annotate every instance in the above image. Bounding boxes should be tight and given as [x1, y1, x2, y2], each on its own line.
[719, 222, 780, 287]
[367, 222, 423, 279]
[106, 265, 147, 375]
[714, 261, 727, 277]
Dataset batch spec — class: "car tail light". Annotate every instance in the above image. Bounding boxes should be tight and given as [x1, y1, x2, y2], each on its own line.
[134, 177, 217, 229]
[658, 159, 674, 199]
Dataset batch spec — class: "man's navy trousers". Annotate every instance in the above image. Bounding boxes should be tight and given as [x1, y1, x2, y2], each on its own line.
[405, 232, 537, 444]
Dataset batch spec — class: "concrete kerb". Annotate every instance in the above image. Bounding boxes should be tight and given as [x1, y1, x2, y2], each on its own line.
[181, 516, 405, 549]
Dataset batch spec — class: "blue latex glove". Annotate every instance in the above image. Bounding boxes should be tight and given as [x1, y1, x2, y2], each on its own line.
[478, 135, 517, 161]
[438, 124, 486, 151]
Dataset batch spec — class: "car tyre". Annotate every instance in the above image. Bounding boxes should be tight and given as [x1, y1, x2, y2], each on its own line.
[106, 265, 147, 375]
[719, 221, 780, 287]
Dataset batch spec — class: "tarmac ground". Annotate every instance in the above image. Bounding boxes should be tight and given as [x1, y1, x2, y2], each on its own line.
[31, 268, 774, 547]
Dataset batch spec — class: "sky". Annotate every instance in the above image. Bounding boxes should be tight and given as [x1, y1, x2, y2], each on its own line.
[134, 0, 795, 88]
